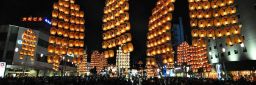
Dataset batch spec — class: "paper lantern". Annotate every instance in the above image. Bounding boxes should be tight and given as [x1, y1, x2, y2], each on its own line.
[189, 2, 196, 10]
[203, 1, 210, 10]
[127, 43, 134, 52]
[211, 1, 218, 9]
[197, 10, 204, 19]
[196, 2, 203, 10]
[122, 45, 128, 53]
[214, 18, 222, 27]
[168, 57, 174, 63]
[109, 50, 114, 57]
[57, 28, 64, 36]
[199, 29, 207, 38]
[67, 48, 73, 54]
[74, 40, 80, 47]
[19, 55, 24, 60]
[72, 58, 77, 64]
[53, 3, 59, 10]
[226, 37, 233, 46]
[191, 29, 198, 37]
[198, 20, 207, 28]
[104, 51, 109, 58]
[228, 7, 236, 14]
[74, 32, 80, 39]
[102, 42, 107, 49]
[79, 41, 84, 47]
[48, 45, 54, 53]
[58, 12, 64, 20]
[63, 22, 69, 29]
[49, 36, 55, 44]
[199, 39, 207, 47]
[151, 60, 156, 66]
[226, 0, 234, 5]
[231, 17, 238, 24]
[78, 48, 84, 55]
[204, 10, 211, 18]
[63, 30, 69, 37]
[192, 39, 198, 46]
[79, 26, 85, 32]
[74, 4, 80, 11]
[207, 29, 215, 38]
[74, 48, 79, 55]
[234, 35, 244, 44]
[163, 58, 168, 64]
[52, 10, 59, 18]
[230, 25, 240, 35]
[55, 37, 62, 45]
[51, 19, 58, 26]
[213, 10, 219, 17]
[47, 56, 53, 63]
[68, 40, 74, 47]
[61, 38, 68, 46]
[188, 0, 194, 2]
[54, 46, 61, 54]
[190, 20, 197, 27]
[224, 28, 231, 36]
[70, 0, 75, 4]
[60, 47, 66, 55]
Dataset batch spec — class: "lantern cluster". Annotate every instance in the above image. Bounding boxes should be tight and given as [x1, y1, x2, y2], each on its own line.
[189, 46, 211, 72]
[99, 53, 108, 70]
[146, 57, 157, 78]
[162, 52, 174, 64]
[177, 42, 212, 72]
[90, 51, 107, 74]
[19, 29, 37, 61]
[48, 0, 85, 71]
[177, 42, 190, 65]
[146, 58, 157, 67]
[21, 17, 43, 22]
[116, 46, 130, 69]
[189, 0, 244, 47]
[146, 68, 155, 78]
[90, 51, 100, 72]
[77, 53, 87, 75]
[146, 0, 175, 59]
[102, 0, 134, 58]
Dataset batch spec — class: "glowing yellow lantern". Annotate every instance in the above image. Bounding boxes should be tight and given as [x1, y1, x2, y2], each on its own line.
[191, 29, 198, 37]
[127, 43, 134, 52]
[226, 37, 233, 46]
[190, 20, 198, 27]
[224, 28, 231, 36]
[234, 35, 244, 44]
[230, 25, 240, 35]
[207, 29, 215, 38]
[48, 45, 54, 53]
[199, 29, 207, 38]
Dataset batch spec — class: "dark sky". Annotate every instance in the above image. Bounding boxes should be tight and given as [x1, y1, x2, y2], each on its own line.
[0, 0, 191, 66]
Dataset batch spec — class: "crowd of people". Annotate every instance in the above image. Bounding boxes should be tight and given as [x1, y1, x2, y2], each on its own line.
[143, 77, 256, 85]
[0, 76, 256, 85]
[0, 76, 131, 85]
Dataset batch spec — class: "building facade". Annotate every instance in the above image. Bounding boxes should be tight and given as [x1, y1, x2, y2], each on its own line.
[0, 25, 76, 77]
[187, 0, 256, 79]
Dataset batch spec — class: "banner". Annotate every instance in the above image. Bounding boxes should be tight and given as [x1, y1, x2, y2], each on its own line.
[0, 62, 6, 78]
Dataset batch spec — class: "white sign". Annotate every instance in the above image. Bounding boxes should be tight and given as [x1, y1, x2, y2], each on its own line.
[0, 62, 6, 78]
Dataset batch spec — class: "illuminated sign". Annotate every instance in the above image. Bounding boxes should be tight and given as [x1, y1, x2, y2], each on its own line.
[0, 62, 6, 78]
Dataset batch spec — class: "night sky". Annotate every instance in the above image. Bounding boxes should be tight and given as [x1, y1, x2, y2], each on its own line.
[0, 0, 191, 67]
